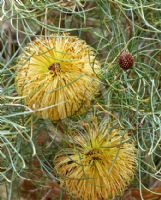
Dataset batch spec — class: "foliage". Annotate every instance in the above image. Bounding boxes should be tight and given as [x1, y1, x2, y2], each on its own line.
[0, 0, 160, 199]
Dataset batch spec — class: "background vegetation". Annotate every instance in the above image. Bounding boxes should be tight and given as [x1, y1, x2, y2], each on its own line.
[0, 0, 160, 199]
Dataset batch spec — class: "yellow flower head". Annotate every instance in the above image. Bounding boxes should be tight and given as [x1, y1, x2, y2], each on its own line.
[55, 122, 136, 200]
[16, 33, 100, 120]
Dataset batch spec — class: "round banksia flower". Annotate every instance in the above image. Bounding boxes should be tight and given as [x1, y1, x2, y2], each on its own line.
[54, 122, 137, 200]
[16, 33, 100, 121]
[119, 51, 134, 70]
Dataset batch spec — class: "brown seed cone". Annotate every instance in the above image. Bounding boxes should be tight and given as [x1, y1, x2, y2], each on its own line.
[119, 52, 134, 70]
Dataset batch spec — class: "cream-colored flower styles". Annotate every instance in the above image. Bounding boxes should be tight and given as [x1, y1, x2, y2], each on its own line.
[55, 123, 136, 200]
[16, 33, 100, 120]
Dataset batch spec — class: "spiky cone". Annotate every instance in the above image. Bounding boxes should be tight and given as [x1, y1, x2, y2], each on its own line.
[16, 33, 100, 121]
[54, 122, 137, 200]
[119, 51, 134, 70]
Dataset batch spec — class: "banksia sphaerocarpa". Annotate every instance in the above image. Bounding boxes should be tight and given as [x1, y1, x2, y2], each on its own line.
[16, 33, 100, 120]
[119, 51, 134, 70]
[54, 122, 137, 200]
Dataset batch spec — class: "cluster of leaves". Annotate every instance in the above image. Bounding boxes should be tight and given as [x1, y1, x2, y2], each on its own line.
[0, 0, 160, 199]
